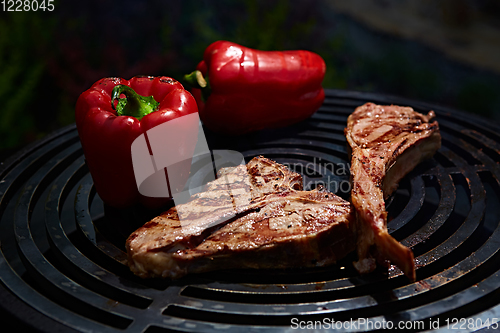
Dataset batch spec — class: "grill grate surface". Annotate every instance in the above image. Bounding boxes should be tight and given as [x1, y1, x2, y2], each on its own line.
[1, 89, 500, 332]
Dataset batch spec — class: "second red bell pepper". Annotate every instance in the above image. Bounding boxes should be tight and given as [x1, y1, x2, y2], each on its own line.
[75, 76, 198, 209]
[184, 40, 326, 135]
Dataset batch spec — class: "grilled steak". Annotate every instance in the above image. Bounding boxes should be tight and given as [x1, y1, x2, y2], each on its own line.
[126, 156, 354, 279]
[345, 103, 441, 280]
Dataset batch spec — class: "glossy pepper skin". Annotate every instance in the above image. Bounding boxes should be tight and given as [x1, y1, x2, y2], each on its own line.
[75, 76, 198, 209]
[185, 40, 326, 135]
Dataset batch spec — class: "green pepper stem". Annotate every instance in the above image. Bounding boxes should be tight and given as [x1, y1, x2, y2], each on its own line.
[111, 85, 159, 120]
[184, 70, 207, 88]
[183, 70, 211, 102]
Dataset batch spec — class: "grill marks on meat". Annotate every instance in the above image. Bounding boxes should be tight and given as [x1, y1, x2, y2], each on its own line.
[126, 156, 353, 279]
[345, 103, 441, 280]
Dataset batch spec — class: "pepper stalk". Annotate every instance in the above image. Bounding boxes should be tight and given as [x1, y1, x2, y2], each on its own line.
[183, 70, 211, 102]
[111, 85, 159, 120]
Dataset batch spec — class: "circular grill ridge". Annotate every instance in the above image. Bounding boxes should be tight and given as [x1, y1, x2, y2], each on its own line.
[1, 89, 500, 332]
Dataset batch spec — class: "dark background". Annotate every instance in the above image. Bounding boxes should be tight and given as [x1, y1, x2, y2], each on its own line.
[1, 0, 499, 161]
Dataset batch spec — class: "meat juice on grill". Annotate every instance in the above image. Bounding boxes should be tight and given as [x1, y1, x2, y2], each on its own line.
[126, 156, 354, 279]
[345, 102, 441, 280]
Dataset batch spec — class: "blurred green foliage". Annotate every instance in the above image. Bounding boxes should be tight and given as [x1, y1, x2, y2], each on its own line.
[0, 12, 54, 150]
[0, 0, 499, 160]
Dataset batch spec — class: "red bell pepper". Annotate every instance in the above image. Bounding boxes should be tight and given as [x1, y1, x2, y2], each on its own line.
[184, 40, 326, 135]
[75, 76, 198, 209]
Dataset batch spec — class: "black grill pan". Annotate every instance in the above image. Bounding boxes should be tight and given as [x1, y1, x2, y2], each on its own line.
[1, 89, 500, 332]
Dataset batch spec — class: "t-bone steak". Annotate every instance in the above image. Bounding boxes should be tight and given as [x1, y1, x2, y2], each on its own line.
[126, 156, 355, 279]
